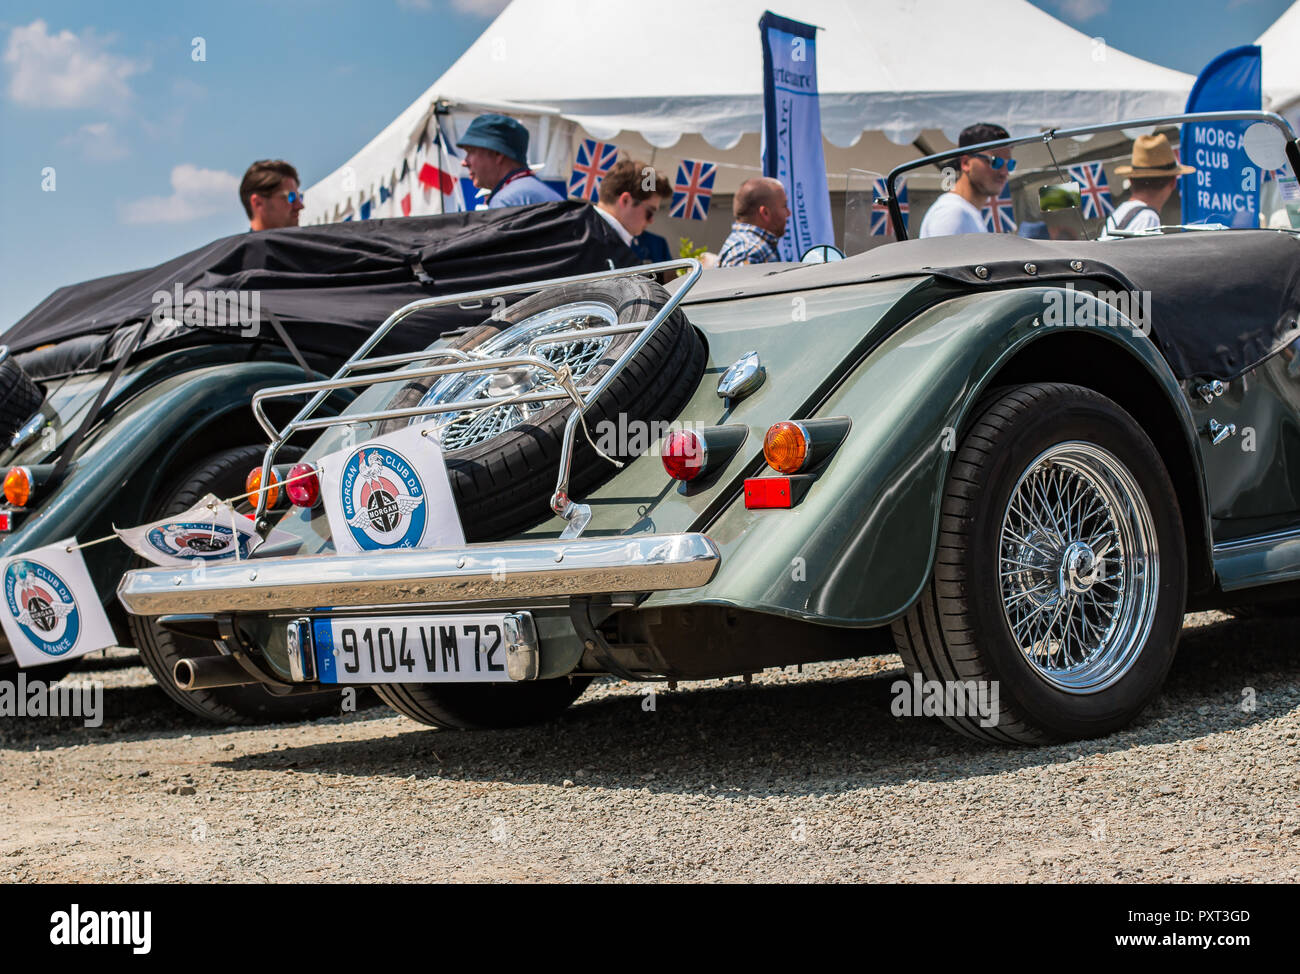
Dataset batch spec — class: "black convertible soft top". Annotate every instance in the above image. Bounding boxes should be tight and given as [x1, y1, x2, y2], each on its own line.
[3, 200, 635, 366]
[679, 230, 1300, 382]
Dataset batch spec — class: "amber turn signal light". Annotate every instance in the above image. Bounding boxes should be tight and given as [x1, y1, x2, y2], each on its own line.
[763, 422, 810, 474]
[245, 466, 280, 509]
[3, 467, 32, 508]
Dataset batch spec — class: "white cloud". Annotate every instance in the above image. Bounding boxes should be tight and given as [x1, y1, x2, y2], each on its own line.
[1050, 0, 1111, 21]
[119, 163, 238, 224]
[63, 121, 129, 161]
[3, 19, 145, 109]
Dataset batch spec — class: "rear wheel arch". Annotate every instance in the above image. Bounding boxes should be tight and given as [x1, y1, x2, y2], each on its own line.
[957, 328, 1213, 599]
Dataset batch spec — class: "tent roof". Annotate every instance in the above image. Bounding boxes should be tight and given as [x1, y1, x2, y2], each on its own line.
[433, 0, 1192, 147]
[307, 0, 1193, 221]
[1259, 1, 1300, 116]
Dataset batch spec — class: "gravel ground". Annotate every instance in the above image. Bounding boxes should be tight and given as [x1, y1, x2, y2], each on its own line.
[1, 610, 1297, 883]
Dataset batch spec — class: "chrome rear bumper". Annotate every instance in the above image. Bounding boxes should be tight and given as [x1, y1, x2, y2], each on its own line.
[117, 533, 720, 616]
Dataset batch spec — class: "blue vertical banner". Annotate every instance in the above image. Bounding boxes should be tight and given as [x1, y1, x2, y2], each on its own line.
[760, 11, 834, 261]
[1181, 45, 1262, 227]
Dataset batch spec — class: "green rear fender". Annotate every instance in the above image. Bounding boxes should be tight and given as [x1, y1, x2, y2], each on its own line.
[652, 286, 1207, 627]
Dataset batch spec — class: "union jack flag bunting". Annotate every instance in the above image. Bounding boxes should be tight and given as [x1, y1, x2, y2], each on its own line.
[568, 139, 619, 201]
[1065, 162, 1114, 219]
[982, 183, 1017, 233]
[869, 177, 908, 235]
[670, 159, 717, 220]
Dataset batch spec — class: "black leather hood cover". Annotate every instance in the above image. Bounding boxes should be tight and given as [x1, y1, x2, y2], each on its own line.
[678, 230, 1300, 382]
[3, 200, 635, 367]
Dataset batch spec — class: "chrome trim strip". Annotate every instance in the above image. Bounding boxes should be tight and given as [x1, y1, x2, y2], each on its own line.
[1213, 526, 1300, 591]
[1212, 525, 1300, 554]
[117, 533, 720, 616]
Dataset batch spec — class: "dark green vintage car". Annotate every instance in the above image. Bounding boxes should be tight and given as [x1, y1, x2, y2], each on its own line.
[0, 201, 631, 723]
[118, 111, 1300, 743]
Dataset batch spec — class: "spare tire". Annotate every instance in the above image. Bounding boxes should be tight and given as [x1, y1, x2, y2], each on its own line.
[377, 277, 706, 540]
[0, 351, 45, 443]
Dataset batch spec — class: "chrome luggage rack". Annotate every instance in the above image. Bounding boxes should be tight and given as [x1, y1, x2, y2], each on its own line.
[249, 257, 703, 541]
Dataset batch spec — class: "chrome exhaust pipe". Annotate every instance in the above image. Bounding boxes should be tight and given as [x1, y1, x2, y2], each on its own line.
[173, 656, 257, 690]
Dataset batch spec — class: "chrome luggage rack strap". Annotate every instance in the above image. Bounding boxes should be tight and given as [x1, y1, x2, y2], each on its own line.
[250, 258, 702, 540]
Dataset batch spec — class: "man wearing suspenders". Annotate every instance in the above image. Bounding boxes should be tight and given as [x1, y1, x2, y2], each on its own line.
[1102, 134, 1195, 238]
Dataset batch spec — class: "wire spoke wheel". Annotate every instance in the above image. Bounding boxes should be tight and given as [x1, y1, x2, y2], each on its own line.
[998, 441, 1159, 694]
[415, 301, 617, 450]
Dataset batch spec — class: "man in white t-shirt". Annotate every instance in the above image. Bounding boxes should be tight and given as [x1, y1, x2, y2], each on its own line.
[1101, 133, 1194, 238]
[920, 123, 1014, 238]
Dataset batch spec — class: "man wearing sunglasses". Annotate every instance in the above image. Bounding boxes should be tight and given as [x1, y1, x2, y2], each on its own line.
[240, 159, 305, 231]
[593, 159, 672, 248]
[919, 123, 1014, 238]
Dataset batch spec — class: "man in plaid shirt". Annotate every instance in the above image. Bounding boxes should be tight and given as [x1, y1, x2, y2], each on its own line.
[718, 177, 790, 266]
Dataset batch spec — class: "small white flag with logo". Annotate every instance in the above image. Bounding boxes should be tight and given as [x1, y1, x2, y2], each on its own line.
[114, 494, 298, 568]
[0, 539, 116, 668]
[320, 423, 465, 554]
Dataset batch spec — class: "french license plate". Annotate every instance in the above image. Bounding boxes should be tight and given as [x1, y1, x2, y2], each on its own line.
[311, 614, 524, 684]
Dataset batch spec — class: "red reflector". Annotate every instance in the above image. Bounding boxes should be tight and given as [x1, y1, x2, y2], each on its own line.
[744, 477, 793, 509]
[0, 511, 10, 532]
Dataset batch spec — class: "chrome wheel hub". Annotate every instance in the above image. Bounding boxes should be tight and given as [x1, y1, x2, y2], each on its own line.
[998, 441, 1159, 692]
[414, 301, 617, 451]
[1061, 540, 1100, 595]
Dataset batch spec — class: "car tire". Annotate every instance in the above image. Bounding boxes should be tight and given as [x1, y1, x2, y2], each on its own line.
[891, 382, 1187, 744]
[375, 676, 593, 730]
[127, 445, 344, 725]
[376, 277, 706, 541]
[0, 355, 44, 442]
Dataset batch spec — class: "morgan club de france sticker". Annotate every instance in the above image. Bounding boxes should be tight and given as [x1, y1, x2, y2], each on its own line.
[0, 539, 115, 668]
[321, 423, 465, 554]
[114, 494, 298, 568]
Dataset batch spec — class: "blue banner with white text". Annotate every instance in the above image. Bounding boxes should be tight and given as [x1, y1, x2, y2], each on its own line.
[1181, 45, 1262, 228]
[760, 11, 834, 261]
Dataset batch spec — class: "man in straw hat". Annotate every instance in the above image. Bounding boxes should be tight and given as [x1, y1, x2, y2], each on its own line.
[1102, 133, 1196, 237]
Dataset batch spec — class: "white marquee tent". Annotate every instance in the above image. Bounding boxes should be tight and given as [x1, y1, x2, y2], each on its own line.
[1259, 1, 1300, 125]
[303, 0, 1194, 232]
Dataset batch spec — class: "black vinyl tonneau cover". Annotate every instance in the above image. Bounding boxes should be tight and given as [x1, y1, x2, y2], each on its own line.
[678, 230, 1300, 382]
[2, 200, 635, 365]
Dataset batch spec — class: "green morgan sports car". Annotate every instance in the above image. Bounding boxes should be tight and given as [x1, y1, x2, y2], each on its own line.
[0, 200, 632, 724]
[118, 111, 1300, 743]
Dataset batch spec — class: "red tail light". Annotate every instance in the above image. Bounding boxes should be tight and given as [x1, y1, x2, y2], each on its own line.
[662, 430, 707, 481]
[285, 462, 320, 508]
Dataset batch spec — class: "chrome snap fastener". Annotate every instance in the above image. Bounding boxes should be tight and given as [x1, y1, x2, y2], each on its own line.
[1024, 263, 1038, 275]
[974, 265, 989, 279]
[1070, 260, 1084, 272]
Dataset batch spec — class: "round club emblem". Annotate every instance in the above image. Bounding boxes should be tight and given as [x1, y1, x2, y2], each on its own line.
[145, 522, 253, 561]
[3, 559, 81, 657]
[340, 446, 427, 550]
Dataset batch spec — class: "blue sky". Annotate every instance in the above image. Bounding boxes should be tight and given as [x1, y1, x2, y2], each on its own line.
[0, 0, 1292, 327]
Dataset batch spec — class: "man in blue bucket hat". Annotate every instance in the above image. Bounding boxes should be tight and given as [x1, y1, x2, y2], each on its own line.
[458, 113, 562, 209]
